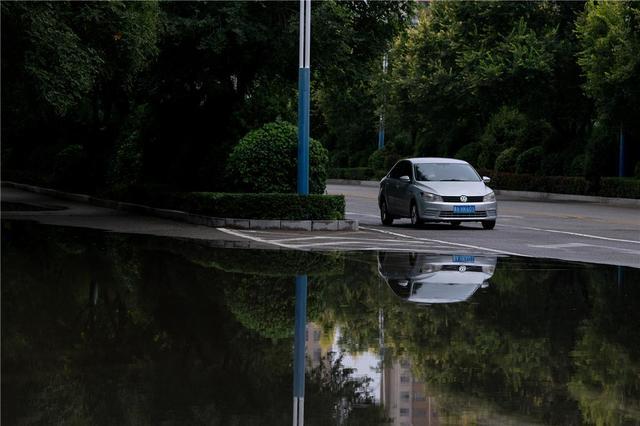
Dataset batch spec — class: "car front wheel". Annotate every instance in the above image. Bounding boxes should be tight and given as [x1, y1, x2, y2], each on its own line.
[410, 202, 423, 227]
[482, 220, 496, 230]
[380, 200, 394, 226]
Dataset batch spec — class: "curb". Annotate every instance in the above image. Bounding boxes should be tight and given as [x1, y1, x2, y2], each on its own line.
[2, 181, 359, 232]
[327, 179, 380, 187]
[494, 190, 640, 207]
[327, 179, 640, 207]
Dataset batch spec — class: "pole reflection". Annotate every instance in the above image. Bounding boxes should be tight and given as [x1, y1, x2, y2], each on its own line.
[293, 274, 308, 426]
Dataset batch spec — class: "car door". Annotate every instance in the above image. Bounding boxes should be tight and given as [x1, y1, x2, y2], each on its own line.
[384, 162, 402, 214]
[396, 161, 413, 215]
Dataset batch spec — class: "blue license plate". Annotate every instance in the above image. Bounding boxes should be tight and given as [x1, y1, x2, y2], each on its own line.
[453, 205, 475, 214]
[453, 255, 475, 263]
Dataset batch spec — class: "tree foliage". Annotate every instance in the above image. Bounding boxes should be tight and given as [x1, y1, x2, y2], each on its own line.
[226, 121, 328, 194]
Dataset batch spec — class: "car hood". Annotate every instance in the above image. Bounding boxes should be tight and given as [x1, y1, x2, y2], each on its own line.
[415, 181, 490, 196]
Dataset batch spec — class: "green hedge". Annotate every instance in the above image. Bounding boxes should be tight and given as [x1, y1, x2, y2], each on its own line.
[599, 178, 640, 199]
[330, 167, 385, 180]
[479, 169, 640, 199]
[102, 185, 347, 220]
[172, 192, 345, 220]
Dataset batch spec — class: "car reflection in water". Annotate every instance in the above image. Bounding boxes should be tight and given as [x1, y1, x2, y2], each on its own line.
[378, 252, 497, 304]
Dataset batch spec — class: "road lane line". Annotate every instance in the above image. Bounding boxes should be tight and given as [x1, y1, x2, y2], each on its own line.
[497, 223, 640, 245]
[346, 212, 380, 218]
[360, 226, 528, 257]
[218, 228, 300, 250]
[528, 243, 591, 249]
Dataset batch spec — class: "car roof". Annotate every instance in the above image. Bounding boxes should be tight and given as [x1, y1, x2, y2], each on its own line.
[405, 157, 469, 165]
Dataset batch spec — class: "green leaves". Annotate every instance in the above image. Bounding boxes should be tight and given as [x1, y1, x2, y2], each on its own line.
[226, 121, 329, 194]
[576, 1, 640, 125]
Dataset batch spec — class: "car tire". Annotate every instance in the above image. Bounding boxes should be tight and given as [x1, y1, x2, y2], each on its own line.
[410, 202, 423, 227]
[450, 221, 461, 227]
[482, 220, 496, 230]
[380, 199, 394, 226]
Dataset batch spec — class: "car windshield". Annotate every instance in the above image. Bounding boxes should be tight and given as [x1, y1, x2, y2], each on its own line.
[414, 163, 481, 182]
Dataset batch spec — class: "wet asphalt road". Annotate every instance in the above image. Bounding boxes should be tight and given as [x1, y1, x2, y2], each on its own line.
[2, 185, 639, 267]
[327, 183, 640, 268]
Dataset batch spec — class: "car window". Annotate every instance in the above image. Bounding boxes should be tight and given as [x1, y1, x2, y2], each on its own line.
[414, 163, 481, 182]
[399, 161, 412, 179]
[389, 163, 401, 179]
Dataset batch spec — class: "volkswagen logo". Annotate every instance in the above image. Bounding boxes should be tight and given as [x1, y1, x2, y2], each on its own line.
[458, 265, 467, 272]
[460, 195, 468, 202]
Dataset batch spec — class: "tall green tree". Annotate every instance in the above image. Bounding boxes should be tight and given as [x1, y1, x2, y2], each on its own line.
[576, 0, 640, 176]
[385, 1, 592, 175]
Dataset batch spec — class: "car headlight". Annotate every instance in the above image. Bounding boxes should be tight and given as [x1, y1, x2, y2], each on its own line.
[421, 192, 442, 202]
[483, 191, 495, 202]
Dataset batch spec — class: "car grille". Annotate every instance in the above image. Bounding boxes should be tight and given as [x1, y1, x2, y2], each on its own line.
[439, 211, 487, 218]
[442, 196, 484, 203]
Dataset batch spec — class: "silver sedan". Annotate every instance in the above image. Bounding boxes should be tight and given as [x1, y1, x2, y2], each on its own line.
[378, 157, 497, 229]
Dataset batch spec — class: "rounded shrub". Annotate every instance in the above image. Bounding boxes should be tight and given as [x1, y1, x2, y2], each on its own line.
[454, 143, 482, 165]
[495, 147, 519, 173]
[368, 142, 401, 172]
[226, 121, 328, 194]
[516, 146, 544, 175]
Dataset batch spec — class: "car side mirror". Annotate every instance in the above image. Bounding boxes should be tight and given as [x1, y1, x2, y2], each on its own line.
[399, 175, 411, 183]
[482, 176, 491, 183]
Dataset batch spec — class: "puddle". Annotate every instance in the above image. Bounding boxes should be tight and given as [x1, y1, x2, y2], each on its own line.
[2, 220, 639, 425]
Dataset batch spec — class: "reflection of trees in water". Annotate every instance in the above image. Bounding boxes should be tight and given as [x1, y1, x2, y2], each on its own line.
[2, 222, 384, 425]
[305, 351, 388, 426]
[313, 255, 640, 425]
[568, 268, 640, 425]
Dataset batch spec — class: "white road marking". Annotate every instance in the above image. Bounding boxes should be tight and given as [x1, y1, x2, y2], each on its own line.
[270, 236, 329, 243]
[529, 243, 591, 249]
[500, 215, 524, 219]
[218, 228, 300, 250]
[361, 226, 527, 257]
[498, 223, 640, 245]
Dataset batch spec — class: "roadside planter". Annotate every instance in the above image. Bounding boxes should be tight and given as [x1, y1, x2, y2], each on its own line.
[2, 182, 357, 231]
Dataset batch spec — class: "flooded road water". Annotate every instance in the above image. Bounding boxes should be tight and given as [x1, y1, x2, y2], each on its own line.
[2, 220, 639, 425]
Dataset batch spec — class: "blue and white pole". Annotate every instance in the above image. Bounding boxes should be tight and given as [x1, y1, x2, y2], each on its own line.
[297, 0, 311, 195]
[292, 275, 308, 426]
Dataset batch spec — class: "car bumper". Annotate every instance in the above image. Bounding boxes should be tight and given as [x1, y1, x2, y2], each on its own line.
[418, 200, 497, 221]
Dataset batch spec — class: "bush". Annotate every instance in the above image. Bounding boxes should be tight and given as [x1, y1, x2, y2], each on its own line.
[329, 167, 375, 181]
[516, 146, 543, 175]
[226, 121, 328, 194]
[584, 123, 616, 179]
[479, 106, 552, 169]
[368, 143, 401, 171]
[540, 152, 563, 176]
[454, 143, 482, 165]
[490, 172, 589, 194]
[599, 178, 640, 199]
[168, 192, 345, 220]
[495, 147, 519, 173]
